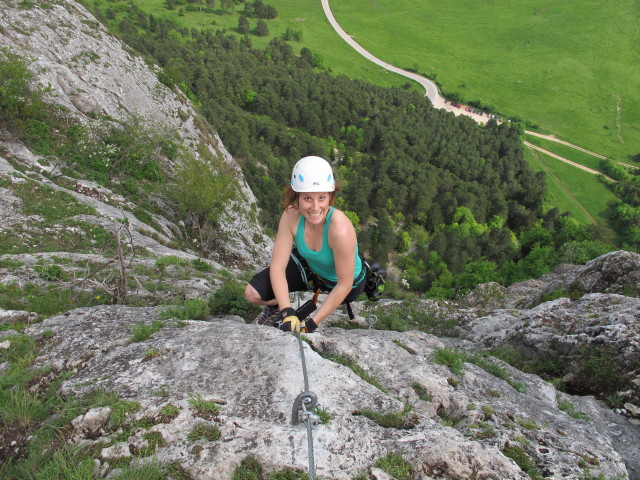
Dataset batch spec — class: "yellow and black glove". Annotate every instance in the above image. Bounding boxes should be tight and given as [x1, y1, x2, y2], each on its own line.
[277, 307, 301, 333]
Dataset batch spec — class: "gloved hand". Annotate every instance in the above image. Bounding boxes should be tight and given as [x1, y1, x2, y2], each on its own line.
[301, 318, 318, 333]
[277, 307, 301, 333]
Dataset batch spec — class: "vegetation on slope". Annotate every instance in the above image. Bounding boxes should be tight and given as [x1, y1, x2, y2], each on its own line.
[69, 2, 624, 299]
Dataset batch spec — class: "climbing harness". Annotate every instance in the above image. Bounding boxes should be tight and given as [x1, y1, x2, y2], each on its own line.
[291, 294, 319, 480]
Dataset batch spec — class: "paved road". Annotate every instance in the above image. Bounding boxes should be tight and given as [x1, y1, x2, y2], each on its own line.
[320, 0, 489, 125]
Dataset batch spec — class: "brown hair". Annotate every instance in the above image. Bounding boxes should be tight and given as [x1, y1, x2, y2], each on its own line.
[281, 184, 341, 210]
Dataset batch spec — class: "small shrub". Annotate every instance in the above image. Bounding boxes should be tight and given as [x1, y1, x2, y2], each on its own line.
[209, 280, 261, 322]
[374, 452, 412, 480]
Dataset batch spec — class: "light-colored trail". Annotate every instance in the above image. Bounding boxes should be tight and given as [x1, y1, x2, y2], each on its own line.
[525, 131, 607, 159]
[524, 142, 615, 182]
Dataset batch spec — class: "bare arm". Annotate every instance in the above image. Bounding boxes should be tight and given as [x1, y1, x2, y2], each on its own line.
[312, 210, 357, 325]
[270, 208, 298, 311]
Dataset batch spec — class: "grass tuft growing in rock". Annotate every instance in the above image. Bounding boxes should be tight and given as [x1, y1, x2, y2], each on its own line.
[232, 456, 262, 480]
[187, 423, 221, 442]
[502, 445, 543, 480]
[374, 452, 413, 480]
[130, 320, 165, 342]
[556, 394, 589, 421]
[188, 393, 220, 419]
[159, 298, 210, 321]
[354, 404, 417, 429]
[411, 382, 433, 401]
[328, 355, 388, 393]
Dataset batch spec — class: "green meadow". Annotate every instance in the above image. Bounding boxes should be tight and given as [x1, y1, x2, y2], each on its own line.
[328, 0, 639, 163]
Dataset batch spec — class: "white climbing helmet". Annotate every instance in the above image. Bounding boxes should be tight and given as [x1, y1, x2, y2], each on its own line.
[290, 156, 335, 192]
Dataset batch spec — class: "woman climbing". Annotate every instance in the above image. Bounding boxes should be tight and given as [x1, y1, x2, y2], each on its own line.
[244, 156, 367, 333]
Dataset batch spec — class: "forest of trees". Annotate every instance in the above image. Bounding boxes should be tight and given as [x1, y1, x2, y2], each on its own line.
[83, 2, 621, 297]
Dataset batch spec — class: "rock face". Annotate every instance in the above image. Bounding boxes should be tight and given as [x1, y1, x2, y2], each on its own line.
[22, 302, 638, 480]
[0, 0, 271, 269]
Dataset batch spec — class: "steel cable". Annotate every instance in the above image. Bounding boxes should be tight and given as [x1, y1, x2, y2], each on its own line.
[293, 329, 317, 480]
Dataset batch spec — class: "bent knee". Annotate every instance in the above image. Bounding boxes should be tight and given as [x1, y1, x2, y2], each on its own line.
[244, 283, 262, 304]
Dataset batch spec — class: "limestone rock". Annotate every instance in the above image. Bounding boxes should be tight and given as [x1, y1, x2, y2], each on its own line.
[25, 306, 635, 479]
[0, 308, 38, 325]
[0, 0, 271, 269]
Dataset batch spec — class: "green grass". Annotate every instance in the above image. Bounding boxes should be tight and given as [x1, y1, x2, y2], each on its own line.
[374, 452, 413, 480]
[130, 320, 166, 342]
[353, 405, 415, 429]
[329, 355, 388, 393]
[524, 134, 607, 173]
[187, 423, 221, 442]
[524, 147, 617, 225]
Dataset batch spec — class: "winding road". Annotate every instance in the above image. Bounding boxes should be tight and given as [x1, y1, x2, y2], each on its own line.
[320, 0, 616, 178]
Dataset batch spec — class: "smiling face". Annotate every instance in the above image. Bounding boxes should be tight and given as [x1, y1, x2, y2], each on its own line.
[298, 191, 331, 225]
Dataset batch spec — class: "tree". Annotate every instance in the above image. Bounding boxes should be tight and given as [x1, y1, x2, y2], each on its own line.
[0, 48, 48, 127]
[170, 150, 236, 253]
[237, 15, 249, 34]
[255, 19, 268, 36]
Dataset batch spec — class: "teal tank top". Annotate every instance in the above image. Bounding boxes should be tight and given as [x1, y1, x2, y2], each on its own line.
[295, 207, 363, 286]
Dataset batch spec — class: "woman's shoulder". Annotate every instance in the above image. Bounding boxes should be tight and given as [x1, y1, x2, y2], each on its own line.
[281, 206, 302, 232]
[328, 208, 356, 235]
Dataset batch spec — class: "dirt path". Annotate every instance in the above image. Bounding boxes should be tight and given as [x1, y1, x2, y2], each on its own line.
[527, 148, 596, 224]
[523, 142, 615, 182]
[525, 131, 607, 159]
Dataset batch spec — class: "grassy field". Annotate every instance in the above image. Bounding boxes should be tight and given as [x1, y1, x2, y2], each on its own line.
[328, 0, 639, 163]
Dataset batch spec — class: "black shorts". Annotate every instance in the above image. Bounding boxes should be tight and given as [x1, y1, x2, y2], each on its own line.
[248, 250, 366, 305]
